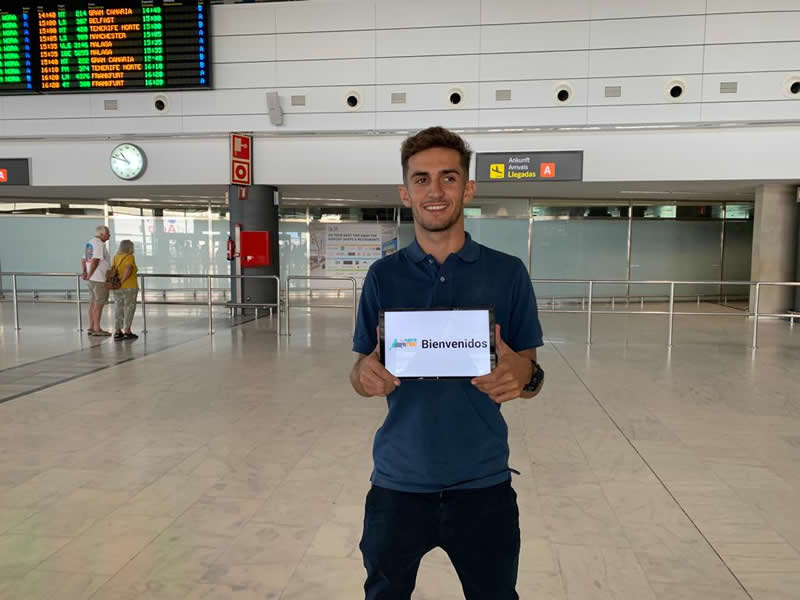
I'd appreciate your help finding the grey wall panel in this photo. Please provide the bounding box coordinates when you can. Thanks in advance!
[477,106,588,128]
[589,46,704,77]
[276,59,375,87]
[482,22,590,53]
[702,72,800,102]
[588,103,702,124]
[279,112,377,132]
[376,0,480,28]
[275,1,375,33]
[211,3,275,36]
[375,83,478,111]
[704,42,800,73]
[591,0,705,19]
[706,12,800,44]
[701,101,800,122]
[376,27,480,57]
[3,95,91,119]
[88,94,183,118]
[2,117,184,137]
[481,0,590,25]
[182,89,270,116]
[377,56,479,85]
[279,86,376,113]
[590,16,705,49]
[277,31,375,61]
[707,0,800,13]
[376,109,479,131]
[181,114,274,134]
[587,75,702,105]
[214,63,277,90]
[480,51,589,81]
[213,35,275,63]
[479,80,589,109]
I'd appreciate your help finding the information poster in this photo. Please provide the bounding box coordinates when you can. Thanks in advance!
[309,223,398,288]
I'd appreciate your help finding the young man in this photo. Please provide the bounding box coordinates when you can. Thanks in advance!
[82,225,112,336]
[351,126,544,599]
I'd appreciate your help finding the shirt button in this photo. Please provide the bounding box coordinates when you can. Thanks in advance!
[440,276,446,282]
[428,259,433,264]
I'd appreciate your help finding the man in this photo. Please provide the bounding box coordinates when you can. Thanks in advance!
[351,126,544,599]
[82,225,112,336]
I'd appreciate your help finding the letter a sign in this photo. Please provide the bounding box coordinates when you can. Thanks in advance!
[231,133,253,186]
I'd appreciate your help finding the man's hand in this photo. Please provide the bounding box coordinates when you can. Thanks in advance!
[351,329,401,397]
[471,325,533,404]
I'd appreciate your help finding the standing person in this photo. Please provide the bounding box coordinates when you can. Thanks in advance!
[82,225,112,336]
[112,239,139,341]
[351,127,545,600]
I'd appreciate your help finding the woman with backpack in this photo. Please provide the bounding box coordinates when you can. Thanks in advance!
[112,240,140,341]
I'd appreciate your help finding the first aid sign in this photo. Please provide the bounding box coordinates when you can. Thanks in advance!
[231,133,253,186]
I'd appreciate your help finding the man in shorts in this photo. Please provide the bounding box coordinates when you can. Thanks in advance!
[82,225,112,336]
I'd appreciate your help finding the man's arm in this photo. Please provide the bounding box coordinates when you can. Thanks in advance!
[471,325,542,403]
[86,258,100,279]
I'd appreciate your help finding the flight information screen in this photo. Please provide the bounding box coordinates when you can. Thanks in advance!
[1,0,210,93]
[0,6,35,92]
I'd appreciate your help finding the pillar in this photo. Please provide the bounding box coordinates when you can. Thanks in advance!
[749,184,798,315]
[228,185,280,305]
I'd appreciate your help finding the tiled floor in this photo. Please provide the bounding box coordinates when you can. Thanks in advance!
[0,303,798,599]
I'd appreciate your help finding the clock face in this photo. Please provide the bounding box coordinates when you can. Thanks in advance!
[110,143,146,180]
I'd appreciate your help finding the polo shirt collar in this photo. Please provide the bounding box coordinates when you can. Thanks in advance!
[406,232,480,264]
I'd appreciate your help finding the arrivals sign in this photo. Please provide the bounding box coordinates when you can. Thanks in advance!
[476,151,583,182]
[0,158,30,184]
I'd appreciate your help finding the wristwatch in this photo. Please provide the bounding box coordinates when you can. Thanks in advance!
[523,360,544,392]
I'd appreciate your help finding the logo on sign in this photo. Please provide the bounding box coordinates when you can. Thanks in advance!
[232,160,250,186]
[0,169,7,183]
[489,164,505,179]
[390,338,417,349]
[540,163,556,178]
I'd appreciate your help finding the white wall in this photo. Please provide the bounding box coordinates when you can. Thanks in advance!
[1,0,800,187]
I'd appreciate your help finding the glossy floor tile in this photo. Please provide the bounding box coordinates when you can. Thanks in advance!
[0,304,797,599]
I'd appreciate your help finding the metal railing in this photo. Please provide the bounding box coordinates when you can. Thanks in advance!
[284,275,358,336]
[0,271,281,339]
[531,278,800,348]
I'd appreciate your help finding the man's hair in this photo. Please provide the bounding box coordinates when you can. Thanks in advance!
[401,126,472,181]
[95,225,109,237]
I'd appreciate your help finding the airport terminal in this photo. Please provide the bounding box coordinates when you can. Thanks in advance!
[0,0,799,598]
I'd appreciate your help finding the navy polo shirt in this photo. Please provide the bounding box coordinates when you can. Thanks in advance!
[353,233,543,493]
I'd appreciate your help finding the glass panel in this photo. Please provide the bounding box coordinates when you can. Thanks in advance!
[0,215,104,291]
[465,218,529,266]
[531,220,628,299]
[398,223,415,249]
[630,220,722,298]
[278,220,309,282]
[722,221,753,300]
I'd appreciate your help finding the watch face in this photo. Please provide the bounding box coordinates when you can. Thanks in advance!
[110,143,146,180]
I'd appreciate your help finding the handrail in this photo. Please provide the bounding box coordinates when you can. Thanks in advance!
[0,271,281,339]
[529,278,800,348]
[285,275,358,336]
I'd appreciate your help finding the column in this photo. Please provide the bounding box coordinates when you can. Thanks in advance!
[228,185,280,305]
[749,184,799,315]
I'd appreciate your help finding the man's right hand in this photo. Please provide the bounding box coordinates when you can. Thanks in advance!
[352,339,401,397]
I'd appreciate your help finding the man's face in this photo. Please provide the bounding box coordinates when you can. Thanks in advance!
[100,228,110,242]
[399,147,475,234]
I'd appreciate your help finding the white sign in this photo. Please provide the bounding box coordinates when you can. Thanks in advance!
[310,223,398,287]
[384,309,491,378]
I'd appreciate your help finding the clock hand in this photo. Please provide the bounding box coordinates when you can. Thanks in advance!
[112,153,130,164]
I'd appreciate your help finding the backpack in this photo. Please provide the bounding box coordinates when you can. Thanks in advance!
[105,265,122,290]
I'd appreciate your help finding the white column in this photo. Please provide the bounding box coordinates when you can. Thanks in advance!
[750,185,799,314]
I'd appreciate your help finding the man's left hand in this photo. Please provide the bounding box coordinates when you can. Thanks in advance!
[471,324,532,404]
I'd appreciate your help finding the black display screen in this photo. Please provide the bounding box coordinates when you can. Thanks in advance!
[0,6,35,92]
[1,0,210,94]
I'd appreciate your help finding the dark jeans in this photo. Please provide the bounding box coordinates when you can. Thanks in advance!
[359,480,520,600]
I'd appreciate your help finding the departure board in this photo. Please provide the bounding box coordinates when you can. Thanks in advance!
[0,7,35,92]
[0,0,210,93]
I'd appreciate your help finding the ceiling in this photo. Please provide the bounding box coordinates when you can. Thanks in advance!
[0,179,795,208]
